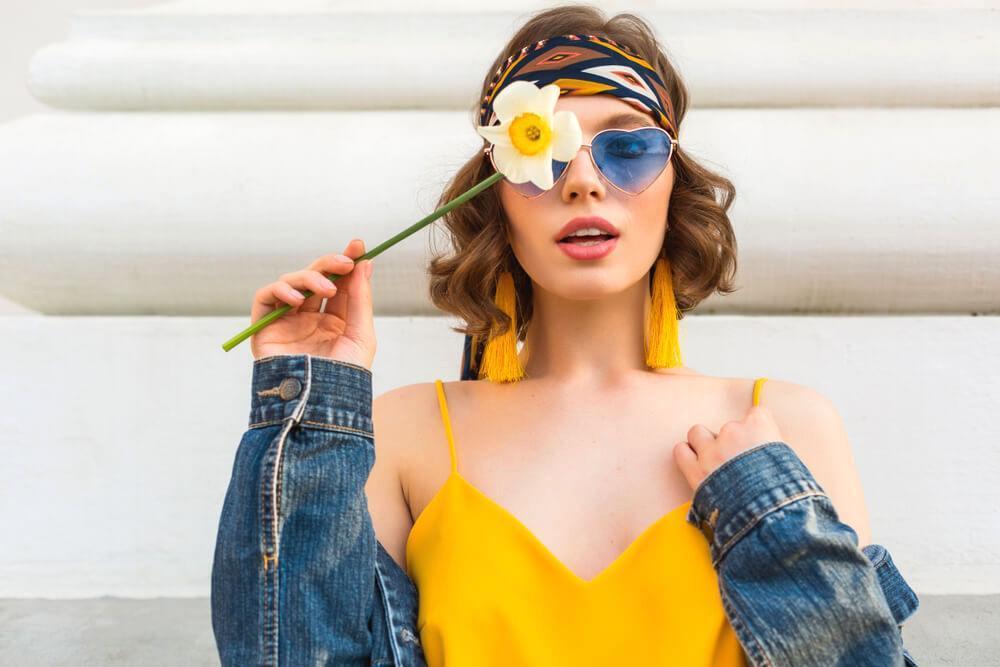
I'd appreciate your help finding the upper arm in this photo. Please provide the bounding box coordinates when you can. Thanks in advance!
[367,386,417,573]
[762,379,874,548]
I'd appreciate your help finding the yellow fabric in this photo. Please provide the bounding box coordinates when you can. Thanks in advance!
[405,377,769,666]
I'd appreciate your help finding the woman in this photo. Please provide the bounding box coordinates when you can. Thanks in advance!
[211,7,919,666]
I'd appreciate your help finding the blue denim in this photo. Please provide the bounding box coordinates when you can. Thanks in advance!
[212,354,921,666]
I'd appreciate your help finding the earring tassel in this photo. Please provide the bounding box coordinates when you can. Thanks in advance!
[646,256,684,369]
[479,271,526,383]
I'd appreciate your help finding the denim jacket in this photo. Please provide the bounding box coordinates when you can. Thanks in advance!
[211,354,921,666]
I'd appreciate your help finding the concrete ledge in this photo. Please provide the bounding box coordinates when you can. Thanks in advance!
[0,595,995,665]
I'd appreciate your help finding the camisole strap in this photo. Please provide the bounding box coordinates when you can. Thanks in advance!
[434,379,459,473]
[752,377,768,407]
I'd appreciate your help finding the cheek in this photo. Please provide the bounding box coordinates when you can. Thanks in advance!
[501,187,552,252]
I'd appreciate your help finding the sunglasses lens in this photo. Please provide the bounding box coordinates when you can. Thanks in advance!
[592,128,673,194]
[491,152,569,198]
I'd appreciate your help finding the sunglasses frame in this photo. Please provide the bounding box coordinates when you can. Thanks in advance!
[483,126,679,199]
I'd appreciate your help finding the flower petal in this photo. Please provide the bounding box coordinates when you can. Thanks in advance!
[476,123,513,147]
[526,147,555,190]
[492,81,542,124]
[533,83,562,117]
[491,142,527,182]
[550,110,583,162]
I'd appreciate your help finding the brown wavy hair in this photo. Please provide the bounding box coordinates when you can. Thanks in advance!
[427,5,738,343]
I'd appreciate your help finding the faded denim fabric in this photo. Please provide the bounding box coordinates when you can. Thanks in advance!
[212,354,920,667]
[685,441,920,666]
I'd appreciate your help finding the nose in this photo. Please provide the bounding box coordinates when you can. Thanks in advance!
[559,144,606,202]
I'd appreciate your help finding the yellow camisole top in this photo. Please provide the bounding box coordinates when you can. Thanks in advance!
[405,377,769,666]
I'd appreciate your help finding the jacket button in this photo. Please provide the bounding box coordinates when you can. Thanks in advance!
[278,377,302,400]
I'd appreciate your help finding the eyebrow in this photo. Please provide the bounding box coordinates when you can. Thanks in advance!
[597,111,656,129]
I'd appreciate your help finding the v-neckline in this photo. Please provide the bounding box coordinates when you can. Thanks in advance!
[406,469,694,588]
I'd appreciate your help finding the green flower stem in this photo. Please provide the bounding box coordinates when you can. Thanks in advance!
[221,170,504,352]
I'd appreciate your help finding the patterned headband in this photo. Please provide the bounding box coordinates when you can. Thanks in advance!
[478,33,678,140]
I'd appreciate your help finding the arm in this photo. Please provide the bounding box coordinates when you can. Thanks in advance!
[686,441,920,666]
[210,353,378,666]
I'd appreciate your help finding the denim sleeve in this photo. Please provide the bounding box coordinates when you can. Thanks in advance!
[211,353,377,666]
[686,441,920,667]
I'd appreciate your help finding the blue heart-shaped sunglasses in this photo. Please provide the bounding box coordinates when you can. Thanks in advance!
[484,126,678,198]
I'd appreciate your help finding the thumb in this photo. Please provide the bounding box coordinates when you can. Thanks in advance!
[672,441,703,492]
[343,258,375,345]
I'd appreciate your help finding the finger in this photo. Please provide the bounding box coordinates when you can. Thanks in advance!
[323,238,366,319]
[306,251,358,286]
[252,281,306,323]
[341,245,375,345]
[302,270,340,313]
[672,441,702,488]
[278,269,339,313]
[686,424,716,454]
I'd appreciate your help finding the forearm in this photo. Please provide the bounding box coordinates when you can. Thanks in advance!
[211,354,377,666]
[687,441,909,666]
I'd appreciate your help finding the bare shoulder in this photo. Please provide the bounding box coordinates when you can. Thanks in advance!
[372,380,446,472]
[751,377,845,456]
[751,377,874,547]
[369,380,445,571]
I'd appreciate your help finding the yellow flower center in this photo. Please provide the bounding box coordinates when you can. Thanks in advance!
[507,112,552,156]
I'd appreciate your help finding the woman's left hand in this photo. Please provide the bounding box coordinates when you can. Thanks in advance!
[673,405,785,493]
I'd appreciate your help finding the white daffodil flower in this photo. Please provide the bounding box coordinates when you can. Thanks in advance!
[476,81,583,191]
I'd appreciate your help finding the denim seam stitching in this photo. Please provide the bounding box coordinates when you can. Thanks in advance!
[254,354,372,376]
[248,421,372,436]
[374,558,404,665]
[261,416,297,666]
[720,584,772,667]
[267,356,312,665]
[249,419,285,429]
[299,421,374,436]
[712,489,828,568]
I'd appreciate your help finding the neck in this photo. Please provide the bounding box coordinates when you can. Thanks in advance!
[519,271,652,386]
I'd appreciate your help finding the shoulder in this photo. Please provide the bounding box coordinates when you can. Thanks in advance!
[372,379,461,487]
[750,376,847,464]
[754,377,874,547]
[754,377,840,425]
[372,380,443,455]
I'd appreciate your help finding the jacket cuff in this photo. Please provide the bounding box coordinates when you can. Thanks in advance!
[248,353,373,433]
[685,441,828,565]
[862,543,921,626]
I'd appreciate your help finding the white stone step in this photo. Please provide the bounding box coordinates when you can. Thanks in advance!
[27,6,1000,109]
[1,108,996,315]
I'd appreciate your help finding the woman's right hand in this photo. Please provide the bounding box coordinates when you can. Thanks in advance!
[250,238,377,369]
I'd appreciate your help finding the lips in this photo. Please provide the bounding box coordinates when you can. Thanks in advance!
[554,215,620,243]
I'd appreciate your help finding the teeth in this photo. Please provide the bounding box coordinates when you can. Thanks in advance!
[567,227,608,237]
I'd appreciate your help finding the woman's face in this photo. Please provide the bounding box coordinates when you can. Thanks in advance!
[498,94,675,300]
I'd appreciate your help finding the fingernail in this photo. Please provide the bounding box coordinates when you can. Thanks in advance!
[335,254,353,263]
[365,261,374,278]
[291,289,305,299]
[320,277,335,289]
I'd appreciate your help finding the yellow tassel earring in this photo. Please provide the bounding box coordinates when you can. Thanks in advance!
[478,270,526,383]
[645,255,684,369]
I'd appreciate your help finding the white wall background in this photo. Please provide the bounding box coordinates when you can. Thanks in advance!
[1,0,998,608]
[0,0,163,315]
